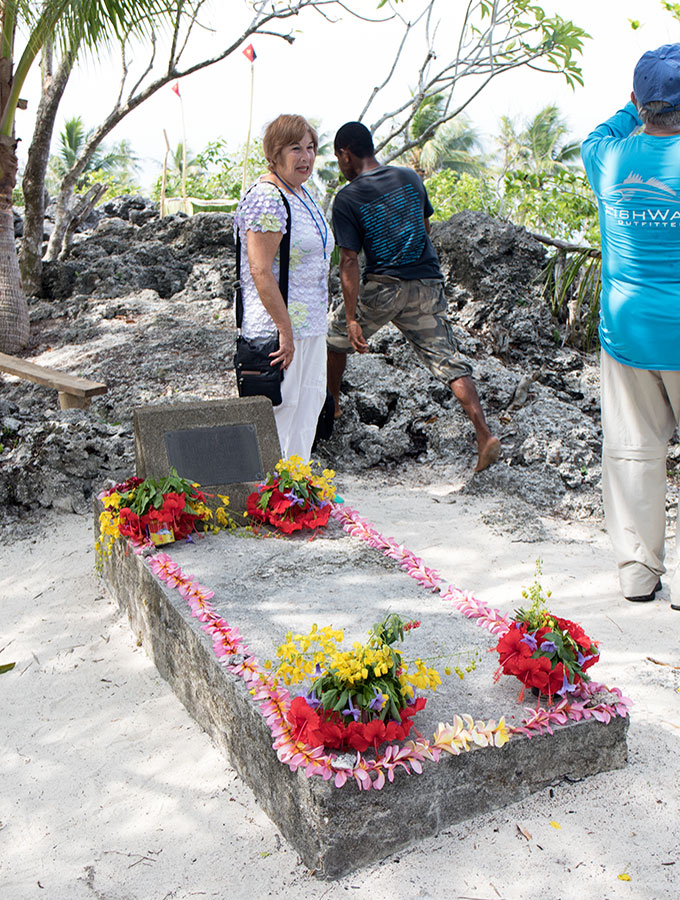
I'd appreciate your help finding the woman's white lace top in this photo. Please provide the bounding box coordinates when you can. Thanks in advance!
[234,181,334,339]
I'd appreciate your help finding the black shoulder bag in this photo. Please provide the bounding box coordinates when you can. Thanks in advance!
[233,185,291,407]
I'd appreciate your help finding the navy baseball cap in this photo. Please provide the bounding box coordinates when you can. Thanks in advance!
[633,43,680,110]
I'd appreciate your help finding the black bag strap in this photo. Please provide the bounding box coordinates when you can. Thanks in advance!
[235,182,291,330]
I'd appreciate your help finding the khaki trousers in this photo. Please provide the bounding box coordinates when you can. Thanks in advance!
[601,350,680,599]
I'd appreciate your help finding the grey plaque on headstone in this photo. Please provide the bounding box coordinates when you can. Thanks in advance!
[134,398,280,511]
[164,424,263,485]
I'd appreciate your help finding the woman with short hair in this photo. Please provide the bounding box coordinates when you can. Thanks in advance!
[234,114,333,461]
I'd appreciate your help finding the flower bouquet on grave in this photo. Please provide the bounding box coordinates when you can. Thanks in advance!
[494,561,600,703]
[273,614,441,753]
[96,468,234,561]
[245,456,336,535]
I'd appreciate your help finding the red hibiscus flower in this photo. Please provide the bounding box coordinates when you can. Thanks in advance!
[286,697,427,753]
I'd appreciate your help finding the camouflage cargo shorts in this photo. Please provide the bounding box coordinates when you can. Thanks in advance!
[327,274,472,384]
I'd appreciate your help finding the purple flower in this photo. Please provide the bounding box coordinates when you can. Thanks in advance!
[342,695,361,721]
[303,689,322,710]
[577,651,595,668]
[368,688,384,712]
[557,672,578,698]
[540,640,557,654]
[521,632,538,651]
[283,489,304,507]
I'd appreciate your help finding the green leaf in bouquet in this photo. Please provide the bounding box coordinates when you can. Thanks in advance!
[321,688,338,709]
[257,489,274,511]
[335,689,349,712]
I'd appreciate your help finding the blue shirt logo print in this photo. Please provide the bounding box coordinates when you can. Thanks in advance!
[359,184,426,267]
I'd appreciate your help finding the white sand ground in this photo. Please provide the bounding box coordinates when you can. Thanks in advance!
[1,472,679,900]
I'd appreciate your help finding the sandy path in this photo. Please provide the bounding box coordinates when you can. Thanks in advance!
[1,475,678,900]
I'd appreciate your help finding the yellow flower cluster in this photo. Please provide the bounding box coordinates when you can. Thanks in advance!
[444,651,480,679]
[191,495,237,535]
[272,620,445,703]
[101,491,123,510]
[95,488,134,567]
[275,624,344,686]
[95,507,122,566]
[275,456,337,501]
[274,624,399,690]
[327,643,394,686]
[399,659,442,697]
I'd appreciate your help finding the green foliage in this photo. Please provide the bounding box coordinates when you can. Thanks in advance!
[514,559,552,630]
[397,95,484,178]
[77,166,142,200]
[662,1,680,22]
[0,425,20,454]
[1,0,176,140]
[12,186,24,207]
[123,468,197,516]
[47,117,141,197]
[498,105,581,175]
[502,168,599,243]
[425,170,501,221]
[476,1,588,89]
[152,138,268,202]
[542,248,602,351]
[424,105,597,243]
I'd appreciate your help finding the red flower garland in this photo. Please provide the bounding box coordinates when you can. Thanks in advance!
[495,617,599,699]
[246,486,331,534]
[117,490,208,544]
[287,696,427,753]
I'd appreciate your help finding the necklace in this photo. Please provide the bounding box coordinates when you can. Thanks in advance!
[272,173,329,258]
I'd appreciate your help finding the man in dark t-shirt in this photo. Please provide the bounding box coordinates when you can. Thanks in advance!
[327,121,500,472]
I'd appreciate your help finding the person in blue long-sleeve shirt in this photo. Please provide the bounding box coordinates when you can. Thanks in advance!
[582,44,680,608]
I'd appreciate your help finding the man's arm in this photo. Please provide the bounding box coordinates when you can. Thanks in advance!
[338,247,369,353]
[581,101,643,189]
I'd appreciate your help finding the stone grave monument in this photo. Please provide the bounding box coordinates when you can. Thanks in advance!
[133,397,280,510]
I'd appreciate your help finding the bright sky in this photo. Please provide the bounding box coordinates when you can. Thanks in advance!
[15,0,680,188]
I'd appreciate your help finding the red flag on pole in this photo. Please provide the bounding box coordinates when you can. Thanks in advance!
[171,82,180,97]
[242,44,256,62]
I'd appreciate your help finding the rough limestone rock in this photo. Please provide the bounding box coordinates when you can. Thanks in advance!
[431,210,556,364]
[41,206,235,302]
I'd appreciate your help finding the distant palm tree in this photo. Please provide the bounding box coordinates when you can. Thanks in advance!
[400,95,483,178]
[498,105,581,175]
[167,141,205,180]
[47,116,140,191]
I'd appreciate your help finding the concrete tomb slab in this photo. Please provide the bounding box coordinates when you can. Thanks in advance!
[133,398,280,511]
[100,515,629,879]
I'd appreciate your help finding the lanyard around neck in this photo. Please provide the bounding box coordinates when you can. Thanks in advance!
[273,173,328,258]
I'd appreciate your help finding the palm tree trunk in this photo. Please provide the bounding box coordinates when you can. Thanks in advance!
[0,133,29,353]
[20,46,76,296]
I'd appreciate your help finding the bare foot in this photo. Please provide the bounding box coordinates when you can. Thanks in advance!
[332,397,342,419]
[474,436,501,473]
